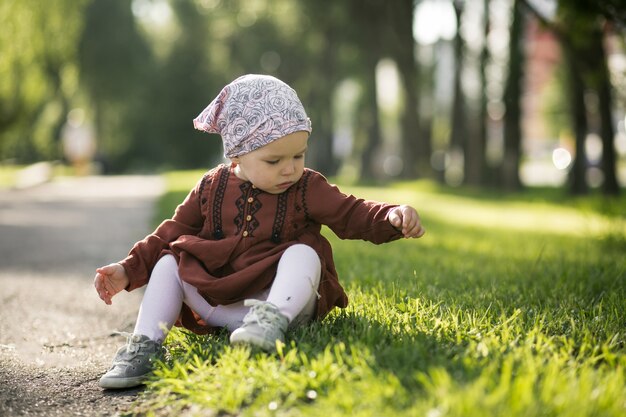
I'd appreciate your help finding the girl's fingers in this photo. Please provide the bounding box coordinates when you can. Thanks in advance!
[104,280,118,297]
[94,273,113,304]
[96,263,115,275]
[402,208,425,238]
[412,225,426,238]
[403,218,425,238]
[402,212,415,231]
[389,211,402,228]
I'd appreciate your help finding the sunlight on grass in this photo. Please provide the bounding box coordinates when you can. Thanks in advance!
[131,171,626,417]
[152,170,207,225]
[345,181,622,237]
[163,170,208,192]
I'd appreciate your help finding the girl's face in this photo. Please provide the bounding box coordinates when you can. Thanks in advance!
[231,131,308,194]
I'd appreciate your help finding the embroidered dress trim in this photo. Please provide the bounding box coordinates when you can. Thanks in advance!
[212,166,230,239]
[271,192,289,244]
[198,173,211,207]
[299,170,312,223]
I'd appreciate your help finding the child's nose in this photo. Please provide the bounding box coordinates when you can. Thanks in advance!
[281,161,295,175]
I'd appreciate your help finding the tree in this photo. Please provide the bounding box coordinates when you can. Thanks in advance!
[0,0,89,162]
[345,0,386,180]
[78,0,154,171]
[501,0,525,191]
[387,0,426,179]
[358,53,384,181]
[449,0,468,181]
[562,40,589,194]
[130,0,220,170]
[587,25,620,195]
[466,0,490,186]
[296,1,346,175]
[521,0,622,195]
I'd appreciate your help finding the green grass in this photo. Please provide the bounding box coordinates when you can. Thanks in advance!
[130,171,626,417]
[0,164,24,188]
[151,169,207,226]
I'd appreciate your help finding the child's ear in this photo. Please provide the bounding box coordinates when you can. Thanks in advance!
[229,157,240,166]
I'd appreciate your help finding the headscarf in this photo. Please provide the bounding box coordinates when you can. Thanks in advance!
[193,74,312,158]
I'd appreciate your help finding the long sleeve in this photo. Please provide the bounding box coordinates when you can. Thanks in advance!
[304,171,402,244]
[119,177,206,291]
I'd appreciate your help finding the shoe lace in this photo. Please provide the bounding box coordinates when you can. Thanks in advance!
[243,300,285,331]
[111,331,154,367]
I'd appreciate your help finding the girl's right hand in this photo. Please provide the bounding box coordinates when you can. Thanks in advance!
[94,263,130,305]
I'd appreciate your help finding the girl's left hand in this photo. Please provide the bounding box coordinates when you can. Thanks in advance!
[388,205,426,238]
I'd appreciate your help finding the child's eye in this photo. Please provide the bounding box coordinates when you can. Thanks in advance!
[265,160,279,165]
[295,154,304,159]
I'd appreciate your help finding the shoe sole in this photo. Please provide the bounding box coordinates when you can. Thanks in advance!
[230,330,277,352]
[98,374,149,389]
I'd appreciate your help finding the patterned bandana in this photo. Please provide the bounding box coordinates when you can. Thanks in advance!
[193,74,312,158]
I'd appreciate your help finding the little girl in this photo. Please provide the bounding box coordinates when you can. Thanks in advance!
[94,74,425,389]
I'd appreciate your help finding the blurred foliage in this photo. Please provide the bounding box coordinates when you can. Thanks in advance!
[78,0,156,171]
[0,0,88,162]
[0,0,624,191]
[0,0,434,173]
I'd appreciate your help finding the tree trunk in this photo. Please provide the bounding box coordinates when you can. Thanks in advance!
[519,0,619,195]
[359,53,383,181]
[351,0,386,181]
[308,99,337,176]
[562,40,588,195]
[501,0,524,191]
[390,0,423,179]
[0,64,23,133]
[301,0,340,176]
[589,27,620,195]
[307,52,339,176]
[450,1,466,162]
[466,0,490,186]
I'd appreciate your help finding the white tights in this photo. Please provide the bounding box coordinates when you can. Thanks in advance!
[133,244,322,342]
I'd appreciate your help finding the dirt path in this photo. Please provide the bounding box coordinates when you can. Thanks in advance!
[0,175,164,416]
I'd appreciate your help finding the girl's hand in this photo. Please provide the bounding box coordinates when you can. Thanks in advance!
[94,263,130,305]
[388,205,426,239]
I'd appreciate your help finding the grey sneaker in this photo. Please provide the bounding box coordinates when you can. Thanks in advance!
[99,333,162,389]
[229,300,289,352]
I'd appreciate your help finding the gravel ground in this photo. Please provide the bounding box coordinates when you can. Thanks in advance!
[0,175,164,416]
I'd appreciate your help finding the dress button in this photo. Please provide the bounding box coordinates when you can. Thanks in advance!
[243,230,249,237]
[247,197,254,203]
[246,215,252,221]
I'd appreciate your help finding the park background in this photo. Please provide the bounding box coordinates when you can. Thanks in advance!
[1,0,625,195]
[1,1,626,416]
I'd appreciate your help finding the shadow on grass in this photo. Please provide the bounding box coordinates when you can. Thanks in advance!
[290,312,483,391]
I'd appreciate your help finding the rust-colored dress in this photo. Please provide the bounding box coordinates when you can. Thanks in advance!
[119,164,402,333]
